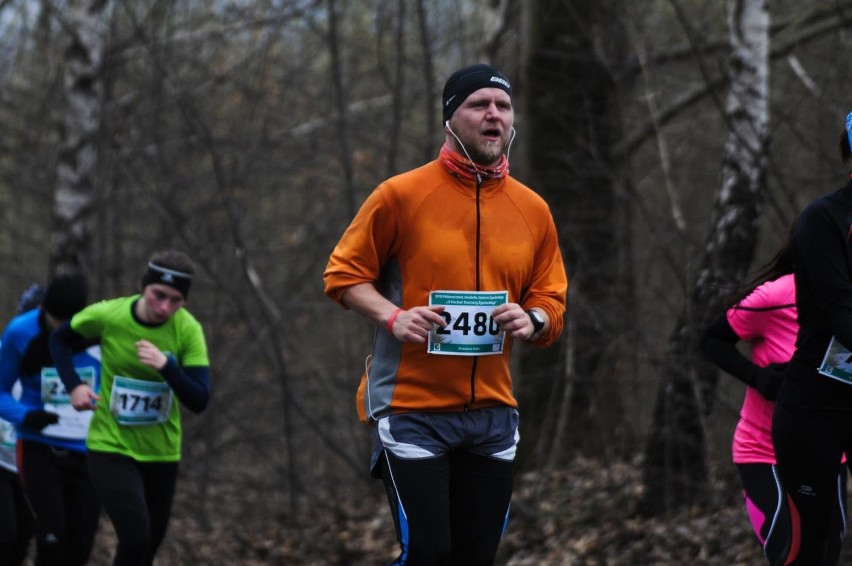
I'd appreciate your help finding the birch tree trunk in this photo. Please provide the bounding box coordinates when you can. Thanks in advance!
[51,0,108,275]
[640,0,770,515]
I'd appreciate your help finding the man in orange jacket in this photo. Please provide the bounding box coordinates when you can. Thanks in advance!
[324,63,567,565]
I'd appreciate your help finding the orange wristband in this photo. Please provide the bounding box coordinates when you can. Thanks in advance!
[386,308,403,334]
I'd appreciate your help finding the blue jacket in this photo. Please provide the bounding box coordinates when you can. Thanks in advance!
[0,309,100,451]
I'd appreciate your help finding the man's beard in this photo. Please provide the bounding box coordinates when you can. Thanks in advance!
[467,138,506,166]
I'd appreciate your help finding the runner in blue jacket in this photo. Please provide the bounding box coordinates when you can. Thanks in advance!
[0,274,101,566]
[0,284,44,565]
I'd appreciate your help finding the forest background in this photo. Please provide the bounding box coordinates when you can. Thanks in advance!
[3,0,852,564]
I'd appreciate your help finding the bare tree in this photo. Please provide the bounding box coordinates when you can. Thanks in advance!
[326,0,358,220]
[522,0,632,466]
[415,0,437,163]
[51,0,108,275]
[640,0,770,515]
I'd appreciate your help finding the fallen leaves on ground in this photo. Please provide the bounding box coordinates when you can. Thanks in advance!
[76,455,852,565]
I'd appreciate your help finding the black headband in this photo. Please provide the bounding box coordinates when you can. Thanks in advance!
[141,262,192,299]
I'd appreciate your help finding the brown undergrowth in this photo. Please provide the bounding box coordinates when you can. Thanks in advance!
[62,456,852,565]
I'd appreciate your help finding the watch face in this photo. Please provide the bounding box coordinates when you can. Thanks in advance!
[528,310,544,331]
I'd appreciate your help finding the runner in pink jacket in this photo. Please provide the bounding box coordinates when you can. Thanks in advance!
[701,247,847,565]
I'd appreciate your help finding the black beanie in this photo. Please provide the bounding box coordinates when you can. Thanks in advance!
[42,273,88,320]
[442,64,512,124]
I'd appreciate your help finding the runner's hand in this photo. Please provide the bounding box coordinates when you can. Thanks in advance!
[70,383,99,411]
[390,306,446,343]
[491,303,536,340]
[135,339,168,370]
[754,363,786,400]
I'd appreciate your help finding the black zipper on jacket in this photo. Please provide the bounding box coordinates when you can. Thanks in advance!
[468,175,483,408]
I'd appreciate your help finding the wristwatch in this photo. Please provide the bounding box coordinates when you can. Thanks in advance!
[526,310,545,334]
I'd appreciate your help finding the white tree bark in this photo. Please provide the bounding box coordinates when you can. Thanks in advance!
[641,0,770,515]
[718,0,769,220]
[51,0,108,274]
[695,0,770,408]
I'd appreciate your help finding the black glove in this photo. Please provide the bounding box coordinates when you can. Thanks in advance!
[752,362,787,401]
[22,409,59,431]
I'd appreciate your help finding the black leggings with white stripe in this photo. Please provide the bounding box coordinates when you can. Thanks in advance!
[379,449,513,566]
[739,462,846,565]
[772,402,852,566]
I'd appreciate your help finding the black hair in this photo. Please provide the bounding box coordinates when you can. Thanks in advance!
[148,249,195,275]
[745,236,794,290]
[16,283,44,314]
[841,129,851,165]
[727,221,796,307]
